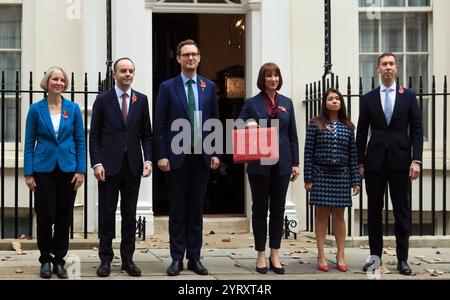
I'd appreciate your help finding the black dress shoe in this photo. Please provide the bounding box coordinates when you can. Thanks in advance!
[269,258,285,275]
[121,262,142,277]
[188,259,208,275]
[397,260,412,275]
[362,259,381,272]
[40,262,52,279]
[167,260,183,276]
[96,262,111,277]
[53,264,68,279]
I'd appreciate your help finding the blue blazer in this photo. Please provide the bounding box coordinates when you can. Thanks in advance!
[24,97,86,176]
[238,92,299,176]
[89,89,153,177]
[356,86,423,171]
[154,74,219,170]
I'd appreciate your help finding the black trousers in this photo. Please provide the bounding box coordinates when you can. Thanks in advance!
[98,155,141,264]
[34,165,76,265]
[248,165,290,251]
[168,155,209,261]
[366,163,411,261]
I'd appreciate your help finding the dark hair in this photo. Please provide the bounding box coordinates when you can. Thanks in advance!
[377,52,397,65]
[176,39,200,56]
[256,62,283,91]
[313,88,355,131]
[113,57,135,72]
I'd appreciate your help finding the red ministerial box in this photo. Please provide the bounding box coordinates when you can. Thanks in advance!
[232,127,279,163]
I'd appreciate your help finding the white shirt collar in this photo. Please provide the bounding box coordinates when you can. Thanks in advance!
[114,85,132,98]
[380,82,396,92]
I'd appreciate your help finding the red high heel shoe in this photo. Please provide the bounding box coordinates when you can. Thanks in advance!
[336,256,348,272]
[317,258,329,272]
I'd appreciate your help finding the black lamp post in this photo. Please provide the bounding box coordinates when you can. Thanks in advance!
[322,0,333,91]
[103,0,113,90]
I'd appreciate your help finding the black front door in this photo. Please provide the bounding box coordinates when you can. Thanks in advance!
[152,13,245,216]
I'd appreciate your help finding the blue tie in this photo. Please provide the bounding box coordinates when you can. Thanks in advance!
[383,88,394,124]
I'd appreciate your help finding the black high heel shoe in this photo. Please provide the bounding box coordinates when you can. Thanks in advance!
[256,259,268,274]
[269,257,285,274]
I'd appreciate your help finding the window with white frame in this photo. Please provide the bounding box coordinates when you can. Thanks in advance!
[359,0,431,139]
[0,5,21,142]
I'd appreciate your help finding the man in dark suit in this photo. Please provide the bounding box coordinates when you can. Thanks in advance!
[89,57,153,277]
[356,52,423,276]
[155,39,220,276]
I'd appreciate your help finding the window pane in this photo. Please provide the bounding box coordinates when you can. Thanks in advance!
[408,0,430,6]
[0,52,21,92]
[381,13,403,52]
[0,5,21,49]
[359,13,379,52]
[359,55,379,93]
[395,54,404,85]
[384,0,405,6]
[198,0,227,3]
[359,0,381,7]
[406,54,428,93]
[406,13,428,52]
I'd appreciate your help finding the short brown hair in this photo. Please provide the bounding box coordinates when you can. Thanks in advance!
[176,39,200,56]
[40,66,69,92]
[113,57,135,72]
[377,52,397,65]
[256,62,283,91]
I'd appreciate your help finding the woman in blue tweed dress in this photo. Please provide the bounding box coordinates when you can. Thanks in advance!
[303,88,360,272]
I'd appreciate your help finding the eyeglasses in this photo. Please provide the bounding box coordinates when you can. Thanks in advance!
[180,52,199,59]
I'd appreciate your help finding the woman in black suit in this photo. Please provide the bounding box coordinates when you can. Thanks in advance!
[238,62,299,274]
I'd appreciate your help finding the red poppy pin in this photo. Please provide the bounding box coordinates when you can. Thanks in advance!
[131,94,138,103]
[63,110,68,119]
[399,86,405,94]
[278,105,287,113]
[200,80,206,91]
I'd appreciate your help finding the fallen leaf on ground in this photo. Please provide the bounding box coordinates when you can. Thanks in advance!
[15,269,23,274]
[295,248,309,253]
[221,238,231,243]
[206,249,213,252]
[435,251,441,255]
[387,260,396,265]
[114,256,120,260]
[112,263,121,267]
[88,254,97,258]
[20,234,26,239]
[291,255,301,259]
[289,243,296,246]
[234,262,242,268]
[92,247,98,251]
[209,230,215,235]
[204,242,209,246]
[140,249,149,253]
[379,266,391,274]
[231,252,241,256]
[360,244,370,249]
[416,255,425,259]
[11,240,26,255]
[330,249,338,254]
[383,248,396,256]
[410,261,422,266]
[248,245,254,248]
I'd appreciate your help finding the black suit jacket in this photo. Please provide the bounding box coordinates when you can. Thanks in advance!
[356,86,423,171]
[89,88,153,177]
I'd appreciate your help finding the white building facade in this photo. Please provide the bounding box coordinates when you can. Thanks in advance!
[1,0,449,236]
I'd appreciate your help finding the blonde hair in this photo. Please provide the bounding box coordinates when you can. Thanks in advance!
[40,66,69,92]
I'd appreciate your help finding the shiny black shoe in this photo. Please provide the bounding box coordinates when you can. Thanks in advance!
[255,264,268,274]
[96,261,111,277]
[40,262,52,279]
[362,258,381,272]
[121,262,142,277]
[397,260,412,276]
[53,264,68,279]
[269,258,285,275]
[188,259,208,275]
[167,260,183,276]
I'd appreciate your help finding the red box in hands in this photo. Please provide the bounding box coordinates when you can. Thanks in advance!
[232,127,279,163]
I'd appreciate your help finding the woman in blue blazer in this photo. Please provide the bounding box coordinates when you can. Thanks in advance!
[238,63,300,274]
[24,67,86,279]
